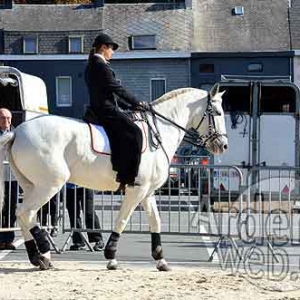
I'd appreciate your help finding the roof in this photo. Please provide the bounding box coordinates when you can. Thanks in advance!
[0,4,103,31]
[192,0,291,52]
[103,3,193,52]
[0,1,293,53]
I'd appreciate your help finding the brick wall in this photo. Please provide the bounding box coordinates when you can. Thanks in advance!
[4,30,99,54]
[290,1,300,49]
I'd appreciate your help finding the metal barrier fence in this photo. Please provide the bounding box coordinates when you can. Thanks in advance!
[0,162,21,233]
[1,162,300,260]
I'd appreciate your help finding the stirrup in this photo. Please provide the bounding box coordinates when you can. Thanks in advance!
[116,182,126,193]
[127,182,141,187]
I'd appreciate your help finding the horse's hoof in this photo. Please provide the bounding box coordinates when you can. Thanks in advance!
[30,256,41,267]
[38,255,53,270]
[157,264,171,271]
[107,259,118,270]
[156,259,171,272]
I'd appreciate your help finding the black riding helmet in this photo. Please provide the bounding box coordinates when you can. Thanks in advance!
[92,33,119,50]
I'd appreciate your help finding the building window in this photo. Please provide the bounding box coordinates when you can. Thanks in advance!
[68,36,83,54]
[247,63,263,73]
[151,78,166,101]
[199,64,214,74]
[56,77,72,107]
[23,36,38,54]
[130,35,156,50]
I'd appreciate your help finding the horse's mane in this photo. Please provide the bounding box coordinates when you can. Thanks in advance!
[152,88,196,105]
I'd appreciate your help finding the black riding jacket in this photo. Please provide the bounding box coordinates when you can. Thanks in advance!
[85,55,140,116]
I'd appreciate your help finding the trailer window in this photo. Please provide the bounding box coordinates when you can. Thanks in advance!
[0,75,23,126]
[219,86,251,114]
[260,86,296,113]
[0,77,22,111]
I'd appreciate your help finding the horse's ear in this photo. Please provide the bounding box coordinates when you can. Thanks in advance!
[217,90,226,99]
[211,90,225,103]
[212,91,225,115]
[209,83,219,99]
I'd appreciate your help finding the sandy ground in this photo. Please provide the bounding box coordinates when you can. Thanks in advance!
[1,262,300,300]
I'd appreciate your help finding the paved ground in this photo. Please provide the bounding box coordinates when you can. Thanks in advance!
[2,194,300,276]
[0,231,216,266]
[2,230,300,278]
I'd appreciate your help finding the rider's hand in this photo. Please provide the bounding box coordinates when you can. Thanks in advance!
[138,102,151,111]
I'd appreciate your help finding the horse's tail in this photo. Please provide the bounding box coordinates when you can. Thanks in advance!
[0,132,15,212]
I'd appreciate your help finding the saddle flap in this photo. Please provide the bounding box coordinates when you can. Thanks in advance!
[88,124,111,155]
[88,121,147,155]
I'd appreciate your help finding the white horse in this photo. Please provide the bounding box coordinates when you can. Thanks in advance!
[0,87,227,271]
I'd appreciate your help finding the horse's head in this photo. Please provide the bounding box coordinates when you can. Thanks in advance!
[192,89,228,155]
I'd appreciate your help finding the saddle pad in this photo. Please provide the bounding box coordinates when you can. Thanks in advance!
[88,122,147,155]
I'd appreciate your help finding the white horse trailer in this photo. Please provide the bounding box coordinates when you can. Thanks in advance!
[212,76,300,207]
[0,66,48,126]
[0,66,49,183]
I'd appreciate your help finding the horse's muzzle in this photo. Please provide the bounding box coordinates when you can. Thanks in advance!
[209,135,228,155]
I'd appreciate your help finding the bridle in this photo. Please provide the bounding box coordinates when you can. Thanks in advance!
[191,93,228,148]
[144,93,227,149]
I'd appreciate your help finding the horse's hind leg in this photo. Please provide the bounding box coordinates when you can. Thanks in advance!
[17,184,64,270]
[141,195,170,271]
[14,183,39,266]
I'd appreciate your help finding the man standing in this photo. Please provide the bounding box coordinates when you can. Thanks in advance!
[0,108,18,250]
[66,184,104,251]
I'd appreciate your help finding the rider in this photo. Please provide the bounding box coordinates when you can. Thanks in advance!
[84,32,149,191]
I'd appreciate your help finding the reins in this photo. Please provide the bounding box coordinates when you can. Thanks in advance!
[142,93,225,150]
[140,109,170,163]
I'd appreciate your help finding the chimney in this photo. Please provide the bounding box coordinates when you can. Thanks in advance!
[3,0,13,9]
[91,0,104,7]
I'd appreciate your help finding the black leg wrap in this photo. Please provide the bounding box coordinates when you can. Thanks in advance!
[151,233,163,260]
[25,240,40,267]
[30,226,50,254]
[104,232,120,260]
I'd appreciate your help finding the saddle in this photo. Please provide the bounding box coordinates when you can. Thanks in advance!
[83,106,147,155]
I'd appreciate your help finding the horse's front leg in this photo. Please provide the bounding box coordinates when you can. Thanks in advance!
[104,187,147,270]
[141,195,170,271]
[104,190,170,271]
